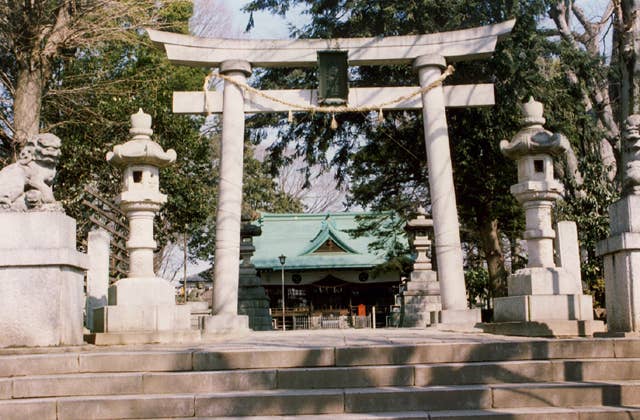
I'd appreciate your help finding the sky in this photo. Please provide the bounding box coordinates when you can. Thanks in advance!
[218,0,305,39]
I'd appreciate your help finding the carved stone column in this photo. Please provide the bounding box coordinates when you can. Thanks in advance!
[597,114,640,334]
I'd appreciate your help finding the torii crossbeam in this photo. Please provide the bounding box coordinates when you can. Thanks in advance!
[148,19,515,329]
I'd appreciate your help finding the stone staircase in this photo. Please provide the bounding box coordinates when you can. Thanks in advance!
[2,338,640,419]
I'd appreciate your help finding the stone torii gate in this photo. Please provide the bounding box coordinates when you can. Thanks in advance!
[148,20,515,329]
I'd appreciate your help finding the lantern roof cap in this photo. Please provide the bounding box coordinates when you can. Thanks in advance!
[406,206,433,230]
[107,109,177,168]
[500,98,569,160]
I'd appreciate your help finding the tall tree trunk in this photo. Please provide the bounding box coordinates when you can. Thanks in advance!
[620,0,640,118]
[10,2,70,149]
[12,65,45,148]
[478,215,508,300]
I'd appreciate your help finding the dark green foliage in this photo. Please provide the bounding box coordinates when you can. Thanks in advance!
[244,0,614,307]
[31,1,302,264]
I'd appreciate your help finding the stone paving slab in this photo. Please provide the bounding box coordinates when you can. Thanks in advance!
[56,394,195,420]
[0,378,11,399]
[0,328,636,355]
[491,380,640,408]
[78,350,193,373]
[277,365,414,389]
[0,398,57,420]
[194,389,344,417]
[344,385,492,413]
[193,347,335,370]
[415,360,560,385]
[142,370,277,393]
[12,372,143,398]
[159,406,640,420]
[0,353,79,377]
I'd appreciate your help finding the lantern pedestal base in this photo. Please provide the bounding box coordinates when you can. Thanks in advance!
[92,303,191,333]
[438,308,482,325]
[401,270,442,327]
[85,329,201,345]
[482,320,605,337]
[202,313,250,335]
[93,276,191,336]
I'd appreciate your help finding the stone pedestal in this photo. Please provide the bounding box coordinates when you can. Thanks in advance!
[202,313,249,335]
[0,212,87,347]
[597,195,640,334]
[93,277,191,333]
[401,271,442,327]
[494,267,594,322]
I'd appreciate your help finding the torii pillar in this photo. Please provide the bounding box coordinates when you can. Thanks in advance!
[206,60,252,332]
[415,55,477,323]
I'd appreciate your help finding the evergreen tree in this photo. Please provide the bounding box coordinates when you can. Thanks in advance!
[244,0,617,307]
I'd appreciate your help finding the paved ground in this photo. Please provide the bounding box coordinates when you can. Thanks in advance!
[0,327,608,356]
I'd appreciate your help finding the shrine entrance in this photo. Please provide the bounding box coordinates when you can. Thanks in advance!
[149,20,515,329]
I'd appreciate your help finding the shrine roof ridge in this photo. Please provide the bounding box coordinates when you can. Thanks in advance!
[147,19,515,68]
[252,211,402,271]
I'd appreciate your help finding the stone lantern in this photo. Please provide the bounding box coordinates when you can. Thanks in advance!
[500,98,566,269]
[237,215,273,331]
[400,206,441,327]
[93,109,192,339]
[491,98,602,336]
[108,109,176,283]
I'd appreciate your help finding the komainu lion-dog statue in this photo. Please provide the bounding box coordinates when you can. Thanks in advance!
[0,133,63,211]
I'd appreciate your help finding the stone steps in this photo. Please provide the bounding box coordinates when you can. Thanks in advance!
[1,338,640,418]
[2,382,640,419]
[1,338,637,376]
[211,406,640,419]
[5,358,640,399]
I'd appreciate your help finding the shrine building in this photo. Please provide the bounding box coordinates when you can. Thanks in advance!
[252,212,402,327]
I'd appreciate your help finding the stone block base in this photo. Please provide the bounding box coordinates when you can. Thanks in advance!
[508,267,582,296]
[401,270,441,328]
[203,313,250,334]
[85,330,201,345]
[238,272,273,331]
[0,267,85,348]
[109,277,175,306]
[597,224,640,333]
[482,320,605,337]
[594,330,640,338]
[0,212,87,348]
[438,308,482,324]
[93,304,191,333]
[494,294,594,322]
[401,311,439,328]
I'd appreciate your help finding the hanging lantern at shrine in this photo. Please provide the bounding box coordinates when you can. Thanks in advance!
[317,50,349,106]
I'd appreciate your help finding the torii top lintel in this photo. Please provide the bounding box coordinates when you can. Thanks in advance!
[146,19,515,68]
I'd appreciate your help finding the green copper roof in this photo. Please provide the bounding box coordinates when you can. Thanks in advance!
[253,212,398,271]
